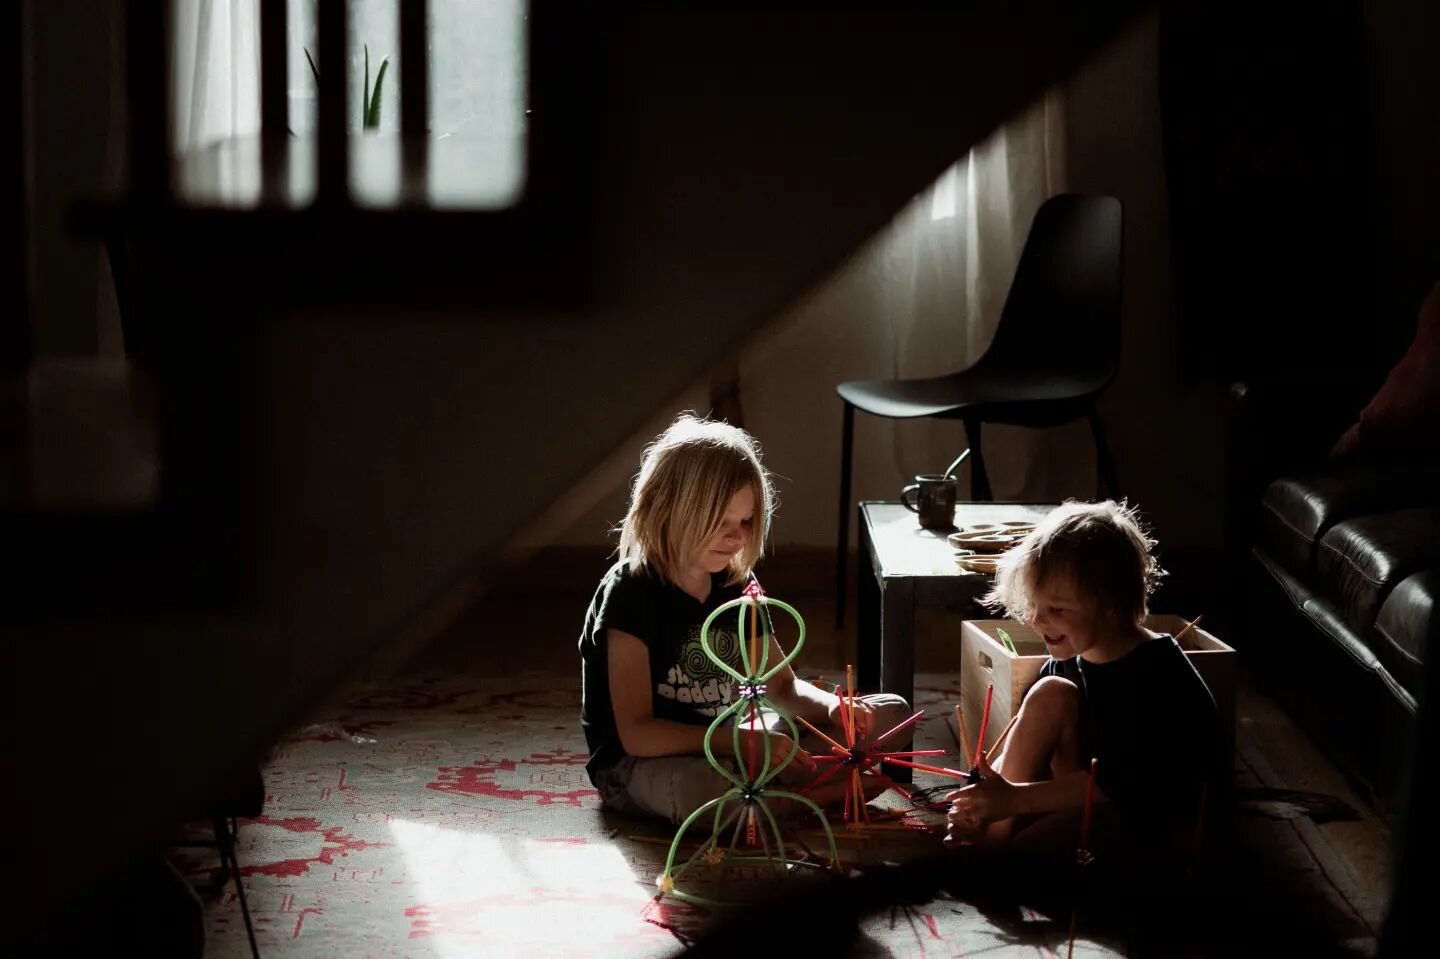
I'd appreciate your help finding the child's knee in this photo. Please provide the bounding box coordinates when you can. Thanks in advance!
[1024,676,1079,722]
[862,693,915,745]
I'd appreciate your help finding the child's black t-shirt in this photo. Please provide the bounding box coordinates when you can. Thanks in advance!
[1037,634,1219,828]
[578,561,753,783]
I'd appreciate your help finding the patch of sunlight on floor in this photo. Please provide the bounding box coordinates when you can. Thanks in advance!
[388,819,659,956]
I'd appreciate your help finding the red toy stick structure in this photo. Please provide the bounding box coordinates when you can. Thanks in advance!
[974,684,994,765]
[1068,757,1100,959]
[883,757,968,779]
[745,599,761,845]
[795,665,933,829]
[1079,757,1098,852]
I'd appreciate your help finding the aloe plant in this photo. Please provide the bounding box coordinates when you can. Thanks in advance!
[303,43,389,131]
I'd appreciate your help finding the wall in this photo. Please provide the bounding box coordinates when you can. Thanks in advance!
[540,13,1227,559]
[1363,0,1440,349]
[1062,14,1227,553]
[538,0,1440,561]
[25,0,122,357]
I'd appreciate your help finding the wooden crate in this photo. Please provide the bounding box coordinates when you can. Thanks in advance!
[958,620,1050,761]
[958,615,1236,765]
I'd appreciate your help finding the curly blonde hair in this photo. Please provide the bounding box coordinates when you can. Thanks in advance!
[983,499,1165,629]
[617,413,775,586]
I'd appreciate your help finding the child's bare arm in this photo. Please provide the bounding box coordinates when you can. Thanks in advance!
[949,753,1104,827]
[759,636,877,739]
[1010,769,1102,817]
[608,629,815,769]
[762,651,831,727]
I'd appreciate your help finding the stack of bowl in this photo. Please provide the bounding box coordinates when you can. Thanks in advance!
[947,521,1036,574]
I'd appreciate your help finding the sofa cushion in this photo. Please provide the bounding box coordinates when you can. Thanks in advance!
[1374,570,1436,697]
[1317,508,1440,635]
[1301,595,1415,711]
[1258,461,1440,579]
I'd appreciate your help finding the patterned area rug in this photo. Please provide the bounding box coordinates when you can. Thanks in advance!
[175,669,1379,958]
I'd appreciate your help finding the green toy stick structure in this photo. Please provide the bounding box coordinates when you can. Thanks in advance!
[655,589,840,908]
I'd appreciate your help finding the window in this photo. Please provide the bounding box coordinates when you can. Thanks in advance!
[173,0,527,208]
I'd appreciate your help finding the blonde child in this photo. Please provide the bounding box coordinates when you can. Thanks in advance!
[579,413,912,824]
[946,500,1219,867]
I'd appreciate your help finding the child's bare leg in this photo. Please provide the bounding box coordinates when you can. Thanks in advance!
[972,676,1080,845]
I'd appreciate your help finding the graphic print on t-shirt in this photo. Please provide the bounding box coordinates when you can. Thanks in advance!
[656,621,745,717]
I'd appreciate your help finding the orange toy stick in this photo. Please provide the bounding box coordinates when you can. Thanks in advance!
[985,714,1021,764]
[868,708,927,750]
[845,664,857,745]
[1172,614,1203,643]
[974,684,994,767]
[795,715,848,755]
[883,757,969,779]
[856,762,912,802]
[954,705,973,768]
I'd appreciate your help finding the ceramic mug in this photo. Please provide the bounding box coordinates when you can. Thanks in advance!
[900,474,957,531]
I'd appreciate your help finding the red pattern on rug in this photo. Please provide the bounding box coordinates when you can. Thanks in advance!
[171,671,1040,958]
[175,670,1377,957]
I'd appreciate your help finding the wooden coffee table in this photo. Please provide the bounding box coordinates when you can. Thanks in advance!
[856,501,1056,714]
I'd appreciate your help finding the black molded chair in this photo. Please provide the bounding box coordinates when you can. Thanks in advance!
[834,193,1124,626]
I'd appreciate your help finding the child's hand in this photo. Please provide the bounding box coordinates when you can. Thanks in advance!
[828,696,876,743]
[944,754,1016,830]
[736,728,816,776]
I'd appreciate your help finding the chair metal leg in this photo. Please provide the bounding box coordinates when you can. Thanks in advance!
[835,402,855,628]
[214,817,261,959]
[1087,406,1122,499]
[962,417,993,501]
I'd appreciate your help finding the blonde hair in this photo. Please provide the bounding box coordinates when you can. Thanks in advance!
[983,500,1165,629]
[617,413,775,585]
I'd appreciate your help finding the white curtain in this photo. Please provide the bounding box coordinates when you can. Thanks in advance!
[840,90,1094,503]
[171,0,261,153]
[741,88,1095,543]
[883,90,1085,501]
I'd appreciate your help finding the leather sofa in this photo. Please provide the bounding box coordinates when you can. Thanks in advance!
[1226,374,1439,812]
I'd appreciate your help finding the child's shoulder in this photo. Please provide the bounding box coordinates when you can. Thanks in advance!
[596,559,666,600]
[1132,633,1216,702]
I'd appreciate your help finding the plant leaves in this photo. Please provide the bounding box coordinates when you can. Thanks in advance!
[368,58,389,129]
[363,44,371,129]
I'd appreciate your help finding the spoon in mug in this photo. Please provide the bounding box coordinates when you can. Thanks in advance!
[943,448,971,480]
